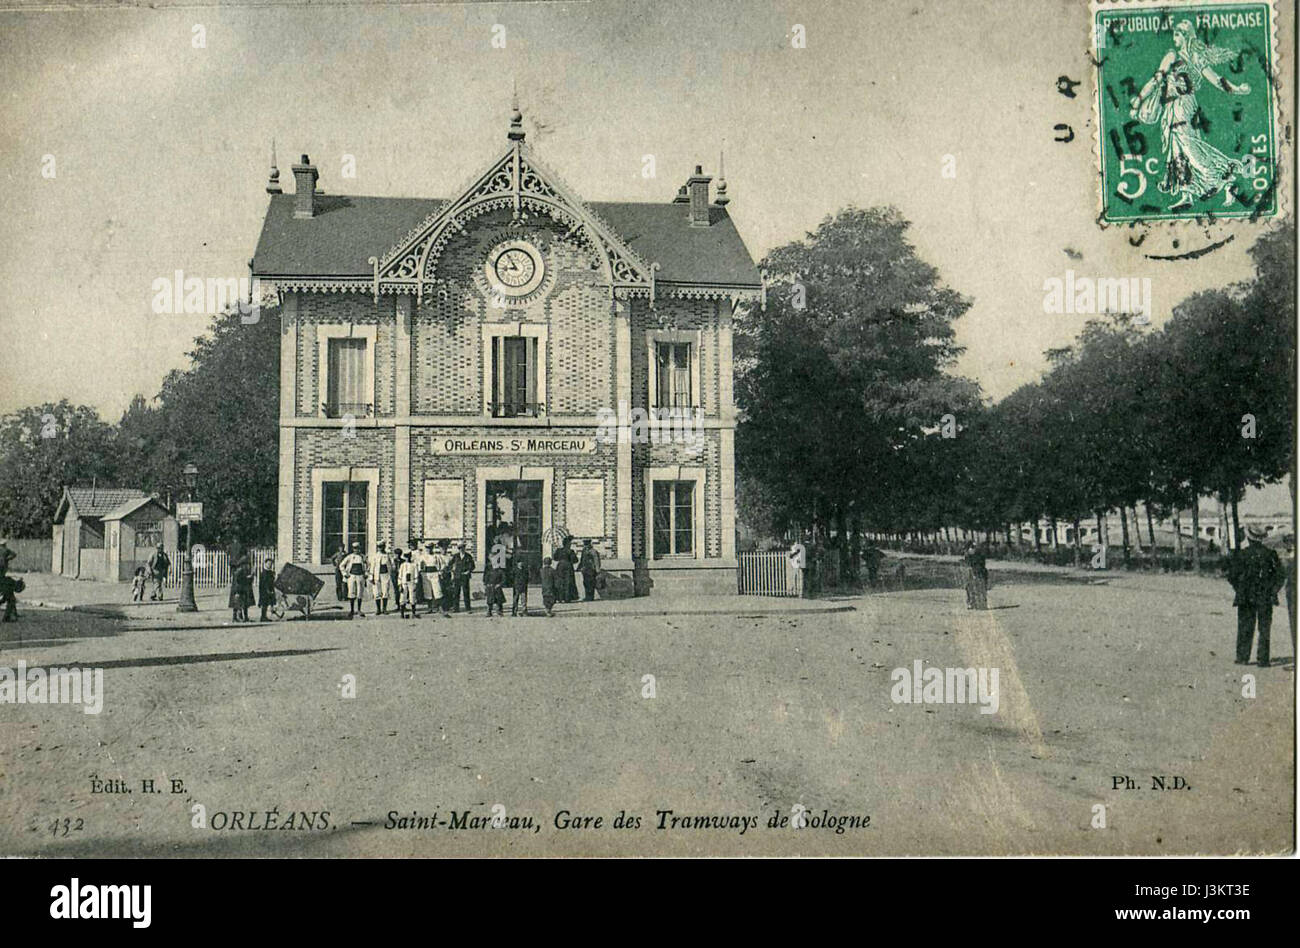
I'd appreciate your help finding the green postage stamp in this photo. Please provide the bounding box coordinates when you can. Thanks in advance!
[1092,0,1280,224]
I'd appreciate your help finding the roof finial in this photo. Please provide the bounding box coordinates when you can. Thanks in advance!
[266,137,282,194]
[508,79,525,141]
[715,148,730,206]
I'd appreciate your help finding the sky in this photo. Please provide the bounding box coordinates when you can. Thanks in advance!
[0,0,1293,513]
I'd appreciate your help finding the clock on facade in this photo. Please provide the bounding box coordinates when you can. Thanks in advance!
[485,239,545,297]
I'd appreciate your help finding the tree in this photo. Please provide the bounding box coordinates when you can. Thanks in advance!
[736,206,979,570]
[0,401,118,537]
[138,306,281,547]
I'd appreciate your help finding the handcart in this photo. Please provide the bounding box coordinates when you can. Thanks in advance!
[272,562,325,619]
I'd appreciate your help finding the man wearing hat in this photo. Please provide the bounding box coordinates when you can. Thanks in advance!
[578,539,602,601]
[339,541,368,618]
[1284,533,1296,654]
[419,541,442,617]
[147,543,170,602]
[451,541,475,613]
[368,540,396,616]
[1225,526,1287,666]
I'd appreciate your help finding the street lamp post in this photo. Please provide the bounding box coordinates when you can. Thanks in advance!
[177,462,199,613]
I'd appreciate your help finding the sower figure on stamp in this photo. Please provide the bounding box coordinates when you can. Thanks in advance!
[1225,526,1287,667]
[1129,19,1252,211]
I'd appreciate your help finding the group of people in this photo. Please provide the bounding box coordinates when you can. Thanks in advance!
[226,556,278,623]
[328,534,604,619]
[331,539,474,619]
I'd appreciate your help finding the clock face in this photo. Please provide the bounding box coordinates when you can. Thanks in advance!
[485,240,545,297]
[494,248,536,287]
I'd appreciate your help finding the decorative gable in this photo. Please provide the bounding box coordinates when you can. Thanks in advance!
[373,133,656,306]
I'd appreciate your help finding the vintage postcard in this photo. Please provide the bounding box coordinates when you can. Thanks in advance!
[0,0,1294,872]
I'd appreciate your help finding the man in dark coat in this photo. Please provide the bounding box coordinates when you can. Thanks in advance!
[147,544,170,601]
[1284,533,1296,655]
[540,556,558,616]
[1225,526,1287,666]
[963,541,989,610]
[578,539,600,601]
[257,561,277,622]
[0,541,20,622]
[511,558,530,616]
[451,542,474,613]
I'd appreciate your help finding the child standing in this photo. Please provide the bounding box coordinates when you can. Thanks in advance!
[257,561,277,622]
[511,559,529,616]
[398,552,418,619]
[131,566,146,603]
[483,564,505,618]
[540,557,557,617]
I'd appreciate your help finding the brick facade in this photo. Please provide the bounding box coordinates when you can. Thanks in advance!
[259,129,755,593]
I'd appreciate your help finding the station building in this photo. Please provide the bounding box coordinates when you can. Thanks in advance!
[251,106,761,593]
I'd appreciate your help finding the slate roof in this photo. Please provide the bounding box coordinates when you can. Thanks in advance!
[101,496,168,522]
[252,194,761,287]
[58,487,150,521]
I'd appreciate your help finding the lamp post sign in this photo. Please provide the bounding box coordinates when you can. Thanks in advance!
[178,463,200,613]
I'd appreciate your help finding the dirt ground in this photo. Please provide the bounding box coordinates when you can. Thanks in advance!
[0,569,1293,857]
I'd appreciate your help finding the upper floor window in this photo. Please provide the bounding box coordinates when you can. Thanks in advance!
[647,331,701,416]
[655,342,692,410]
[483,325,547,418]
[325,337,370,418]
[317,325,376,419]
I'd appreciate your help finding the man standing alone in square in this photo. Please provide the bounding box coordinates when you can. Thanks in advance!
[1226,526,1287,667]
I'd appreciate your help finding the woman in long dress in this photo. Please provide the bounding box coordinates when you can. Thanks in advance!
[962,542,989,611]
[229,556,252,622]
[1129,20,1253,210]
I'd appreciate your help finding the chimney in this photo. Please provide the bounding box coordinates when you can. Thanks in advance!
[292,154,319,219]
[687,165,712,226]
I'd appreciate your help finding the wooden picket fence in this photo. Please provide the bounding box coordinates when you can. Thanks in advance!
[162,548,277,588]
[738,550,796,597]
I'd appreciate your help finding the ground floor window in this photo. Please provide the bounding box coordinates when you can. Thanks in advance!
[322,481,369,561]
[652,480,695,557]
